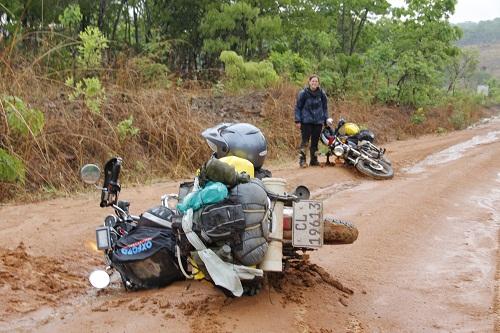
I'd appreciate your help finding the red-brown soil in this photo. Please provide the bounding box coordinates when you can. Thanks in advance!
[0,114,499,332]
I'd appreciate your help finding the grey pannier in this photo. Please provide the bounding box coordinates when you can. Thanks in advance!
[229,179,270,266]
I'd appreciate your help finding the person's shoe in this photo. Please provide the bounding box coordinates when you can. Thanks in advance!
[299,151,307,168]
[309,158,319,166]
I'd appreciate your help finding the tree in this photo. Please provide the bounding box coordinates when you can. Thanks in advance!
[200,1,281,62]
[446,49,478,94]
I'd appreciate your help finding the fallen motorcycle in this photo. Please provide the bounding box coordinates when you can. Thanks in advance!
[320,118,394,180]
[82,123,358,296]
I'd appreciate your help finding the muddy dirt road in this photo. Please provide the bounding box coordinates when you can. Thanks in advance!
[1,116,499,333]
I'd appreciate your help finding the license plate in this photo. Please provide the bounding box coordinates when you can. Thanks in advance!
[292,200,323,248]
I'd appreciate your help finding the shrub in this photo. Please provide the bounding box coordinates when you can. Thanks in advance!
[212,81,225,97]
[219,51,279,91]
[77,26,108,69]
[0,148,25,183]
[117,116,140,141]
[66,76,106,114]
[410,107,426,124]
[3,96,45,137]
[269,51,310,84]
[127,56,170,88]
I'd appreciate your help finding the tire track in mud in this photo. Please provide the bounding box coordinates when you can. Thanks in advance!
[0,243,101,332]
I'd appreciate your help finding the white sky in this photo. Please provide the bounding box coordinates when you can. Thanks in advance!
[389,0,500,23]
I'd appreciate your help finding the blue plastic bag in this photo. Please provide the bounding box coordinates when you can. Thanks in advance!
[177,181,228,213]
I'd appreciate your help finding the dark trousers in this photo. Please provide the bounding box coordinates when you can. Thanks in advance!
[300,123,322,161]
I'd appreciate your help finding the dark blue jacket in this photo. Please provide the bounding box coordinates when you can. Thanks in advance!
[294,87,328,125]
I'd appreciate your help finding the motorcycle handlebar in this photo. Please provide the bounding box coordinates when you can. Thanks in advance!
[100,157,123,207]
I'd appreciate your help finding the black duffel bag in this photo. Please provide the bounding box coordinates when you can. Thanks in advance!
[193,199,246,246]
[111,226,184,289]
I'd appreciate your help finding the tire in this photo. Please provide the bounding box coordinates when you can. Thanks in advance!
[362,147,392,165]
[381,156,392,165]
[355,158,394,180]
[323,215,358,245]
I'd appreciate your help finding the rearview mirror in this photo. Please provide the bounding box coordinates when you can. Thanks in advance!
[80,164,101,185]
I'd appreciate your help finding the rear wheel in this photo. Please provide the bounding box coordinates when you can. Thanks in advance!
[355,158,393,180]
[323,215,358,245]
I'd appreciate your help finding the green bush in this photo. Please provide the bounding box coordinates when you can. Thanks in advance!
[219,51,279,91]
[3,96,45,137]
[77,26,108,69]
[410,107,426,124]
[269,51,310,84]
[0,148,25,183]
[59,4,82,31]
[212,81,225,97]
[117,116,140,141]
[444,92,477,129]
[128,56,170,88]
[66,76,106,114]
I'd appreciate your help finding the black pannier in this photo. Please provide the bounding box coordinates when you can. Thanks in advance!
[193,200,246,244]
[111,226,184,289]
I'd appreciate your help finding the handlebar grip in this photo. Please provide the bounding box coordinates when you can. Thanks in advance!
[110,158,122,185]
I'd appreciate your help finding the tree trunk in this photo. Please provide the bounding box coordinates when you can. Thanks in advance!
[340,3,347,54]
[349,9,368,55]
[133,5,139,51]
[98,0,107,33]
[111,0,127,42]
[144,0,152,43]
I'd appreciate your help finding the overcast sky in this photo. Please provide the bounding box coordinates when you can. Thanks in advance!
[389,0,500,23]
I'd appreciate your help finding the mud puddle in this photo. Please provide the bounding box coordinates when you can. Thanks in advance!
[404,130,500,174]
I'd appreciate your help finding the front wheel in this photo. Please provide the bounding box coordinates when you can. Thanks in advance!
[355,158,394,180]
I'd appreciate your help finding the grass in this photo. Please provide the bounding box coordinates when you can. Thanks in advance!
[0,62,488,203]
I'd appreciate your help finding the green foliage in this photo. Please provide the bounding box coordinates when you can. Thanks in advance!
[486,78,500,103]
[443,92,479,129]
[269,51,310,84]
[66,77,106,114]
[1,0,489,111]
[436,127,447,135]
[77,26,108,69]
[201,2,281,59]
[212,81,226,97]
[117,116,140,141]
[219,51,278,90]
[128,57,170,88]
[3,96,45,137]
[410,108,427,124]
[0,148,25,183]
[143,32,172,64]
[446,48,479,94]
[58,4,82,32]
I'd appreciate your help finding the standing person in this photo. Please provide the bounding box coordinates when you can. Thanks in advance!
[294,74,329,167]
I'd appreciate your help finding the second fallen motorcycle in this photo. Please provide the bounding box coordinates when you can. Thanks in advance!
[320,118,394,180]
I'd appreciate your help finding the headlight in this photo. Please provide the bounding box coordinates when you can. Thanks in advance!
[333,146,344,157]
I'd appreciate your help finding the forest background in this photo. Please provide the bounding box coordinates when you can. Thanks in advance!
[0,0,499,202]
